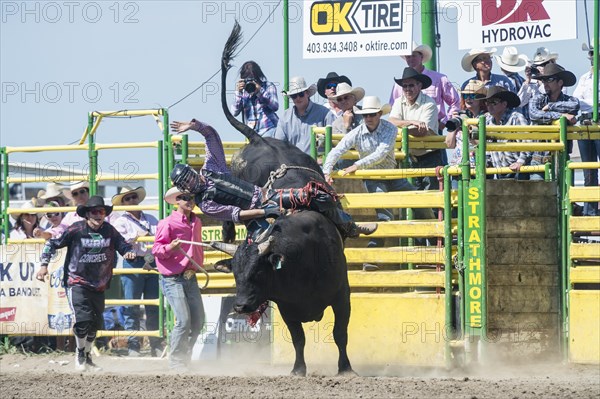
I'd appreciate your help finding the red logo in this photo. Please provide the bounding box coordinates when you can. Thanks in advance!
[481,0,550,26]
[0,307,17,322]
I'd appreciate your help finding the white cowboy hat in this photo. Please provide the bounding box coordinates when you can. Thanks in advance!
[39,183,70,200]
[111,186,147,205]
[353,96,391,115]
[164,186,187,205]
[531,47,559,65]
[402,41,432,64]
[282,76,317,97]
[328,82,365,103]
[17,200,41,218]
[461,48,497,72]
[64,181,90,200]
[494,46,528,73]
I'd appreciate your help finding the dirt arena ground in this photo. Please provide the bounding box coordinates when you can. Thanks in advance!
[1,352,599,398]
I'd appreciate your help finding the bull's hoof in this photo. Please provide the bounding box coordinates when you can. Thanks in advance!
[290,367,307,377]
[337,368,358,377]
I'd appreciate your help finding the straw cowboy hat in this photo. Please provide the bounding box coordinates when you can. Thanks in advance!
[481,86,521,109]
[461,80,487,96]
[76,195,113,218]
[582,43,594,60]
[534,63,577,87]
[282,76,317,97]
[461,48,497,72]
[111,186,146,205]
[164,186,189,205]
[64,181,90,200]
[353,96,391,115]
[394,67,432,90]
[402,42,432,64]
[328,83,365,103]
[316,72,352,98]
[531,47,559,65]
[494,47,528,73]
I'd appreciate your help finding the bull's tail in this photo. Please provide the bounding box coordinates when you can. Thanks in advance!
[221,21,262,144]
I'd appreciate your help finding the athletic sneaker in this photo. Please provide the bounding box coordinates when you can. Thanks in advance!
[75,349,86,371]
[85,352,102,372]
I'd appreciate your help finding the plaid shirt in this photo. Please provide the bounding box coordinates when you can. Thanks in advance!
[529,92,580,125]
[486,111,530,168]
[231,79,279,136]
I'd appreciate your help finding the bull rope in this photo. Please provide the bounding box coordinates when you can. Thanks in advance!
[173,240,211,290]
[263,164,323,190]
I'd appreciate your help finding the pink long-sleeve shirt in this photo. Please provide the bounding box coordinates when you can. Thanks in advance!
[152,210,203,276]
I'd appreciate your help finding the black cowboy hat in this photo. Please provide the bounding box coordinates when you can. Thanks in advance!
[535,63,577,87]
[316,72,352,98]
[394,67,432,90]
[76,195,113,218]
[481,86,521,108]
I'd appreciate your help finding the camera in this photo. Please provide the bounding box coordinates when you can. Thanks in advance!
[243,78,257,94]
[446,111,468,132]
[578,112,594,125]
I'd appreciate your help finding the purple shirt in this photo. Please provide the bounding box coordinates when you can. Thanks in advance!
[152,211,203,277]
[389,67,460,124]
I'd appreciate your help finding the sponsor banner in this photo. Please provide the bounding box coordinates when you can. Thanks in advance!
[0,244,71,335]
[303,0,414,59]
[451,0,577,49]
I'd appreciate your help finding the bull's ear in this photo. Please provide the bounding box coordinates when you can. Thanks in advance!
[214,259,232,273]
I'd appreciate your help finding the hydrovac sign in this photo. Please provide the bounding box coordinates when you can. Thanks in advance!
[453,0,576,49]
[303,0,414,59]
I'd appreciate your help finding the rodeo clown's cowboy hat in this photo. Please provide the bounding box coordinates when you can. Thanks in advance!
[282,76,317,97]
[64,181,90,200]
[353,96,391,116]
[494,46,528,73]
[316,72,352,98]
[461,48,497,72]
[328,83,365,104]
[531,47,559,66]
[534,63,577,87]
[394,67,433,90]
[111,186,146,206]
[402,41,433,64]
[481,86,521,109]
[76,196,113,218]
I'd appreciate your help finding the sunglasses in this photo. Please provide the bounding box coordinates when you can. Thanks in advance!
[89,208,106,215]
[176,194,193,202]
[474,56,492,64]
[401,83,416,90]
[45,212,60,218]
[326,83,338,89]
[485,99,502,106]
[122,194,138,202]
[363,112,379,118]
[534,60,552,67]
[539,77,557,83]
[462,93,482,100]
[72,188,88,197]
[290,91,306,100]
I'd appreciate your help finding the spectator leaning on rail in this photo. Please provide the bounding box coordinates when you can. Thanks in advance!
[152,186,205,371]
[111,186,162,357]
[573,43,599,216]
[461,48,516,93]
[317,71,352,117]
[231,61,279,137]
[529,63,580,181]
[389,67,444,191]
[274,76,336,154]
[482,87,530,180]
[36,195,136,372]
[322,96,433,248]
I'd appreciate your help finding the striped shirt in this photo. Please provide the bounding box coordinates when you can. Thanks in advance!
[231,79,279,136]
[485,111,530,168]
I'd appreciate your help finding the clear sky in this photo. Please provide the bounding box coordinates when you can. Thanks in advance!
[1,0,595,195]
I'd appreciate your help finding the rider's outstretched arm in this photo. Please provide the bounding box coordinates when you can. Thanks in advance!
[189,119,229,174]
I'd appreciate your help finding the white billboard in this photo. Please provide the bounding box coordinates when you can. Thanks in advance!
[444,0,577,49]
[303,0,414,59]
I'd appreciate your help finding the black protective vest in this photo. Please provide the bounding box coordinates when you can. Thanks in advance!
[200,170,255,210]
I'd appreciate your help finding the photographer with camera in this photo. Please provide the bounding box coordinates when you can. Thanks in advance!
[231,61,279,137]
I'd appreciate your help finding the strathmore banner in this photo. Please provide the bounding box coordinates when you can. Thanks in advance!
[303,0,414,59]
[0,244,72,335]
[446,0,577,49]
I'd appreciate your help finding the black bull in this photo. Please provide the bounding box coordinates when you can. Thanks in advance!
[214,22,354,376]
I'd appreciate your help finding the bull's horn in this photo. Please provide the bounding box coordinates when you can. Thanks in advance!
[210,241,239,256]
[257,236,274,256]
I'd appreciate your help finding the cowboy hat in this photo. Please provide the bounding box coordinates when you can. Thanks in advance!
[481,86,521,109]
[40,183,70,200]
[534,63,577,87]
[394,67,432,90]
[64,181,90,200]
[111,186,146,205]
[353,96,391,115]
[316,72,352,98]
[531,47,559,65]
[328,82,365,103]
[402,42,432,64]
[76,195,113,218]
[582,43,594,60]
[164,186,190,205]
[461,48,497,72]
[461,80,487,96]
[282,76,317,97]
[17,200,41,218]
[494,46,528,73]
